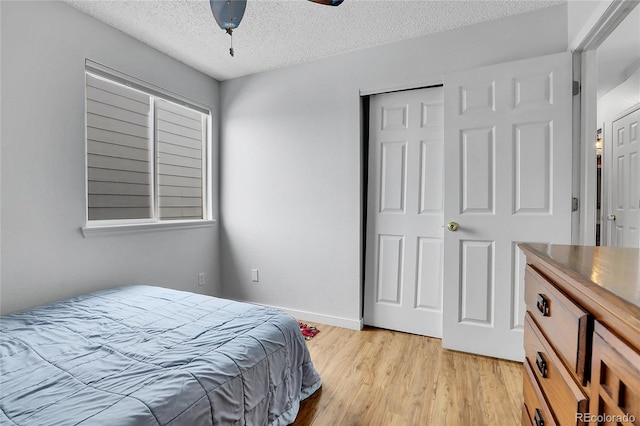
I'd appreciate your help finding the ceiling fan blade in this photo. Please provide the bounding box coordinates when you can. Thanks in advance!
[308,0,344,6]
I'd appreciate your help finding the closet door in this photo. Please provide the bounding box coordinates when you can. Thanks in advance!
[364,86,444,337]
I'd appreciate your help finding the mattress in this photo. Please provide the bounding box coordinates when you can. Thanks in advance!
[0,285,321,425]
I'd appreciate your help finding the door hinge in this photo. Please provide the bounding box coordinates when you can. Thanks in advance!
[573,81,581,96]
[572,197,579,212]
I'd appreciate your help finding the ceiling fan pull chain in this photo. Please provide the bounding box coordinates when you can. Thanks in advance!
[226,27,234,57]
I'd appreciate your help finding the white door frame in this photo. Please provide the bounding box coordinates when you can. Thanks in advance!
[570,0,639,245]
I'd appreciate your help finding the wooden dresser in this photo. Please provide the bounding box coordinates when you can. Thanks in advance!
[519,243,640,426]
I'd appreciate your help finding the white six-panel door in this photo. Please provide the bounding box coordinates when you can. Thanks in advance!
[442,52,573,361]
[364,87,444,337]
[610,108,640,247]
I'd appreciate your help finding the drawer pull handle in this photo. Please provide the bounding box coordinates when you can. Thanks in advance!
[536,294,549,316]
[535,352,548,378]
[534,408,545,426]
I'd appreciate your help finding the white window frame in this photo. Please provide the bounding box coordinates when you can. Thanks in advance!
[82,60,214,237]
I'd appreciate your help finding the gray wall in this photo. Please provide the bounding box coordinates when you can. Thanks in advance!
[0,1,571,322]
[0,1,221,314]
[219,5,569,328]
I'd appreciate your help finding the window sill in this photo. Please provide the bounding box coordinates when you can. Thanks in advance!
[81,220,216,238]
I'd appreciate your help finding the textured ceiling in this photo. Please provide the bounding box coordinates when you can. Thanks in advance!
[65,0,564,81]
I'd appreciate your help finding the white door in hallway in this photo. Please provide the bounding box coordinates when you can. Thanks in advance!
[610,108,640,248]
[442,52,573,361]
[364,86,444,337]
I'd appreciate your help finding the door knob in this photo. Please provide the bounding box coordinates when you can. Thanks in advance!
[446,222,459,232]
[607,213,617,221]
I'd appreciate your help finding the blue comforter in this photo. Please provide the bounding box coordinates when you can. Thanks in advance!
[0,286,321,425]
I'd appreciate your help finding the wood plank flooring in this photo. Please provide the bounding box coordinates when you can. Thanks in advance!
[293,324,523,426]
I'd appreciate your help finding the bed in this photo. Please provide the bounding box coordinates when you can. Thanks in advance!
[0,285,321,425]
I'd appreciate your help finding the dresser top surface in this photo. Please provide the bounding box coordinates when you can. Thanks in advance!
[519,243,640,310]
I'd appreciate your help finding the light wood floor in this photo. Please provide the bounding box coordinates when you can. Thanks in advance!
[293,324,523,426]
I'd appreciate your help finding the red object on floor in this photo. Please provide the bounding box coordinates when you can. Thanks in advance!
[298,322,320,340]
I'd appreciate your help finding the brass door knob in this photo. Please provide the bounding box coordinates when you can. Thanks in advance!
[447,222,459,232]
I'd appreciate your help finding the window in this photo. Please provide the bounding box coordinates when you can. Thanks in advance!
[84,66,211,230]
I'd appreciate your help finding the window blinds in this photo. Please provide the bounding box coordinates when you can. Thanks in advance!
[156,99,205,220]
[86,73,207,223]
[86,74,152,221]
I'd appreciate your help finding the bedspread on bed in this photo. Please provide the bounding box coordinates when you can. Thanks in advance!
[0,286,321,426]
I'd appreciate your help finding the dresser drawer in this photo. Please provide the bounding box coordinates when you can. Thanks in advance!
[524,313,588,425]
[524,265,590,384]
[523,361,557,426]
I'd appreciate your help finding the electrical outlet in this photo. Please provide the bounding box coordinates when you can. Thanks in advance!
[198,273,205,286]
[251,269,259,282]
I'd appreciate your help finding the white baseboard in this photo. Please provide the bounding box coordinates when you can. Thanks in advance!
[221,296,363,330]
[274,306,363,331]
